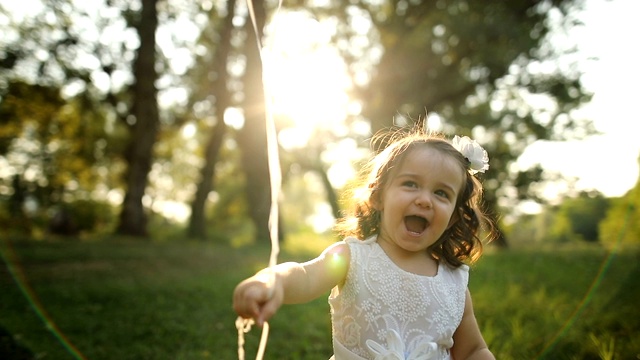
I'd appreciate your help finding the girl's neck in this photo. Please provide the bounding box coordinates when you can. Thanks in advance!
[376,235,439,277]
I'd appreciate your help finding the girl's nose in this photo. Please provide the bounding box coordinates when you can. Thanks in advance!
[415,192,432,208]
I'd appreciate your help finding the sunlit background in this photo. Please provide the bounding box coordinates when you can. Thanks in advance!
[265,0,640,200]
[266,0,640,201]
[518,0,640,198]
[1,0,638,230]
[261,0,640,230]
[1,1,639,359]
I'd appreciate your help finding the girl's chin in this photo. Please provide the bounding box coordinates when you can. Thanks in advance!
[398,234,432,250]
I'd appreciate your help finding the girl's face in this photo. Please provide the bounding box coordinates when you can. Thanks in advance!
[373,146,464,258]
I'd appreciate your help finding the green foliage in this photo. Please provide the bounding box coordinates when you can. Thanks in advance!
[0,79,119,234]
[507,191,612,245]
[1,237,638,359]
[0,0,201,238]
[548,212,575,243]
[556,192,610,242]
[0,81,62,154]
[599,180,640,250]
[55,199,117,235]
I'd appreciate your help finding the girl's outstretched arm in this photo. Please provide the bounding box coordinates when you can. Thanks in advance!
[451,289,495,360]
[233,241,350,327]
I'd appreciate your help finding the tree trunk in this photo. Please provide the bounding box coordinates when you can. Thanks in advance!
[237,0,272,242]
[116,0,159,237]
[188,0,237,240]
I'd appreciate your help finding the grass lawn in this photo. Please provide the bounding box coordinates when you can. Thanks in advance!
[1,236,638,359]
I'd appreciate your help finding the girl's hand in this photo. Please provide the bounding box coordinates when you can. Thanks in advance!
[233,242,350,326]
[233,272,283,327]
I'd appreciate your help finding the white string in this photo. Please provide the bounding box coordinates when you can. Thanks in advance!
[236,317,270,360]
[236,0,283,359]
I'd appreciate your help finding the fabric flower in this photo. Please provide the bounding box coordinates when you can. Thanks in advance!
[451,135,489,174]
[366,330,439,360]
[342,317,362,347]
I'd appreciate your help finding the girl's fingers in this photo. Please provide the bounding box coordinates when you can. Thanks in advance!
[257,296,280,326]
[233,284,257,317]
[258,281,284,326]
[233,281,276,322]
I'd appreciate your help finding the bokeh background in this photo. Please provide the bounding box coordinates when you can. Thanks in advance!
[0,0,638,359]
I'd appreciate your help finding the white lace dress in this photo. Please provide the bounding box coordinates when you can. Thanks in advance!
[329,236,469,360]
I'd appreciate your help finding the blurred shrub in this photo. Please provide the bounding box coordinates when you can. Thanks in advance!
[49,199,116,236]
[599,186,640,250]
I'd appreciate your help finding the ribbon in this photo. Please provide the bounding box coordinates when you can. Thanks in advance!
[236,0,283,359]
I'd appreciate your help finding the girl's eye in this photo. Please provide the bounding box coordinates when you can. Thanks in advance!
[435,189,450,199]
[402,181,418,188]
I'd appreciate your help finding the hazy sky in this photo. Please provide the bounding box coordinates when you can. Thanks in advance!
[518,0,640,198]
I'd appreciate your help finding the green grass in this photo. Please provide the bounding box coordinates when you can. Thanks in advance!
[470,247,640,359]
[1,237,638,359]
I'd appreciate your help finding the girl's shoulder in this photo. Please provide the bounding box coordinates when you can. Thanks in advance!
[440,262,470,276]
[342,236,378,258]
[439,263,470,288]
[343,235,377,245]
[318,240,352,266]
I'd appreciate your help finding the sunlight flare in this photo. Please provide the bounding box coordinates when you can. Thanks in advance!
[262,11,352,148]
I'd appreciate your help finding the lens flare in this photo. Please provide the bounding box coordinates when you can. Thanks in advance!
[536,200,634,358]
[0,239,87,360]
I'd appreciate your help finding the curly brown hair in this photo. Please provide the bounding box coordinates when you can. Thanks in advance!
[334,128,496,267]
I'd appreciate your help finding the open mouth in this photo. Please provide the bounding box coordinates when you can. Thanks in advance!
[404,215,428,234]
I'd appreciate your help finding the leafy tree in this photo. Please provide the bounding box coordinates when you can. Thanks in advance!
[116,0,161,237]
[1,0,212,237]
[236,0,274,243]
[187,0,237,240]
[549,191,610,243]
[0,81,111,203]
[547,209,573,243]
[175,0,275,242]
[0,0,134,233]
[291,0,596,246]
[0,0,601,244]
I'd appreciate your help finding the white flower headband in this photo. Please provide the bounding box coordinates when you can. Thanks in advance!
[451,135,489,175]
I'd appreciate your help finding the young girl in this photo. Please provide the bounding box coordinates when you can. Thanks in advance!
[233,128,497,360]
